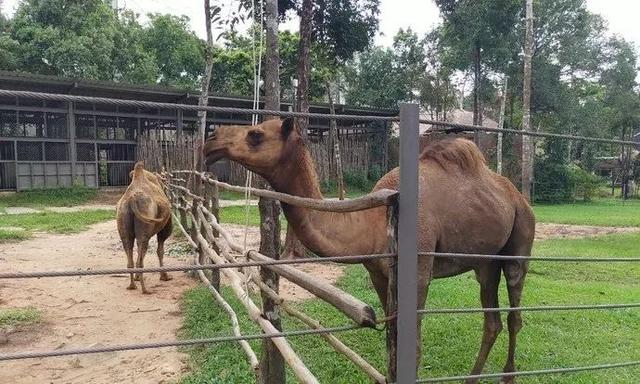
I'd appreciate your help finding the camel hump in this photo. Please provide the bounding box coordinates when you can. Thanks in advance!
[420,138,486,173]
[132,161,145,178]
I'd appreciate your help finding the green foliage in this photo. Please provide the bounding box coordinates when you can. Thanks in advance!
[0,307,42,328]
[0,186,97,209]
[0,228,31,243]
[534,158,603,203]
[343,169,374,191]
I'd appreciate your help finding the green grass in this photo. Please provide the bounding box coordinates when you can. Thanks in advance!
[0,186,97,209]
[0,307,42,329]
[0,228,31,243]
[533,198,640,227]
[219,206,287,228]
[179,232,640,383]
[0,210,114,242]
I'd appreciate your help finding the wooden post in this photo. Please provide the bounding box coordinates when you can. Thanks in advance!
[204,174,220,290]
[190,202,204,279]
[258,190,284,384]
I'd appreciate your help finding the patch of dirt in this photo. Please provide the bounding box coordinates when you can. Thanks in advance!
[535,223,640,240]
[0,220,197,384]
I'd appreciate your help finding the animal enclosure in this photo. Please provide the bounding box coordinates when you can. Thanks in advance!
[0,91,639,384]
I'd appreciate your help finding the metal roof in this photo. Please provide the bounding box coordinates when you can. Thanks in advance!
[0,70,398,116]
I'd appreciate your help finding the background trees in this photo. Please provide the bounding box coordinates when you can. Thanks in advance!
[0,0,638,202]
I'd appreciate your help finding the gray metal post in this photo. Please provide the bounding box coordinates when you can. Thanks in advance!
[397,102,419,383]
[68,101,77,183]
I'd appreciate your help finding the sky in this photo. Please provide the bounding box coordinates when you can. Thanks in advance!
[1,0,640,50]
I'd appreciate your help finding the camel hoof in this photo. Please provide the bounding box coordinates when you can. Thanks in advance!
[142,289,152,295]
[127,284,137,290]
[160,273,172,281]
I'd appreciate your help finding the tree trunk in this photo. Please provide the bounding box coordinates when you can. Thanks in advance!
[196,0,214,176]
[260,0,285,382]
[473,41,482,146]
[327,81,345,200]
[497,76,508,175]
[296,0,313,138]
[521,0,534,202]
[282,0,314,261]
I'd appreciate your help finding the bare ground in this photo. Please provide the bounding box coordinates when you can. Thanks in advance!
[0,221,343,384]
[535,223,640,240]
[0,221,196,384]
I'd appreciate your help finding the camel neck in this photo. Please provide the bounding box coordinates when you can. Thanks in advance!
[266,143,387,258]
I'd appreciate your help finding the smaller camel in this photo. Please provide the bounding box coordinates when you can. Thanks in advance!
[116,162,172,294]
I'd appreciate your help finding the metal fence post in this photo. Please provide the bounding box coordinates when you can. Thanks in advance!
[397,102,419,383]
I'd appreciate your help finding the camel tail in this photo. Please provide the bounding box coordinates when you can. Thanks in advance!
[130,197,165,224]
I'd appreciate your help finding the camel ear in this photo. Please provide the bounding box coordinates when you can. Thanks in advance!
[281,117,296,139]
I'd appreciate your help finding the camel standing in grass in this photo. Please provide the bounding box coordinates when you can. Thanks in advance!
[116,162,172,294]
[202,118,535,383]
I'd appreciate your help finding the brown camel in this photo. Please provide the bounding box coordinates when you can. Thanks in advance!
[116,162,172,294]
[202,118,535,383]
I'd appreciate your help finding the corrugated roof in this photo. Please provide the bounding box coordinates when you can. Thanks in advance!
[0,70,398,116]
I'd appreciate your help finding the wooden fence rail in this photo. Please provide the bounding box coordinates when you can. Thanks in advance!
[164,172,393,383]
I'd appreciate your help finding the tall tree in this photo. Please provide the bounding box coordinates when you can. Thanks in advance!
[522,0,534,201]
[259,0,284,381]
[435,0,520,125]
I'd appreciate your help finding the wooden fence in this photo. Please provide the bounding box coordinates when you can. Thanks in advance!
[164,170,398,383]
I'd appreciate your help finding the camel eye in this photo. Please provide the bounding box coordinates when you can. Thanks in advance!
[247,130,264,146]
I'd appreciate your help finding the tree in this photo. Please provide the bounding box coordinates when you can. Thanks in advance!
[259,0,285,382]
[142,14,205,88]
[10,0,119,79]
[522,0,534,201]
[435,0,521,125]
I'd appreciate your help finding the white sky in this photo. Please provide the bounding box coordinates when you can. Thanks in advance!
[1,0,639,50]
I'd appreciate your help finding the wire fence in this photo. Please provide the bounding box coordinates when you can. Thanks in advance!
[0,89,639,383]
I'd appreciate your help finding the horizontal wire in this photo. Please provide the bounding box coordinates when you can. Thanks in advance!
[417,360,640,383]
[0,89,397,122]
[419,302,640,315]
[422,252,640,262]
[423,120,638,146]
[0,89,637,146]
[0,324,362,361]
[0,254,395,279]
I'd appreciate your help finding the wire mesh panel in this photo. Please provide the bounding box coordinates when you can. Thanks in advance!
[0,141,15,161]
[45,113,68,138]
[75,114,96,139]
[18,111,45,137]
[76,143,96,162]
[44,142,69,161]
[17,142,43,161]
[0,110,18,136]
[0,162,16,189]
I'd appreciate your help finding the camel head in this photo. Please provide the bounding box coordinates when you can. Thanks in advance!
[203,117,301,176]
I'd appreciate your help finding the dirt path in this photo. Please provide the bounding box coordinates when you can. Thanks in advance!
[535,223,640,240]
[0,221,197,384]
[0,220,345,384]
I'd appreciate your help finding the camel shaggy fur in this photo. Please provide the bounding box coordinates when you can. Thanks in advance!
[116,162,172,294]
[202,118,535,383]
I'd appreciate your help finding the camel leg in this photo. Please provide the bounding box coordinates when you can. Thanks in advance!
[157,218,173,281]
[466,265,503,384]
[415,254,435,375]
[136,238,151,294]
[501,261,528,384]
[122,236,136,290]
